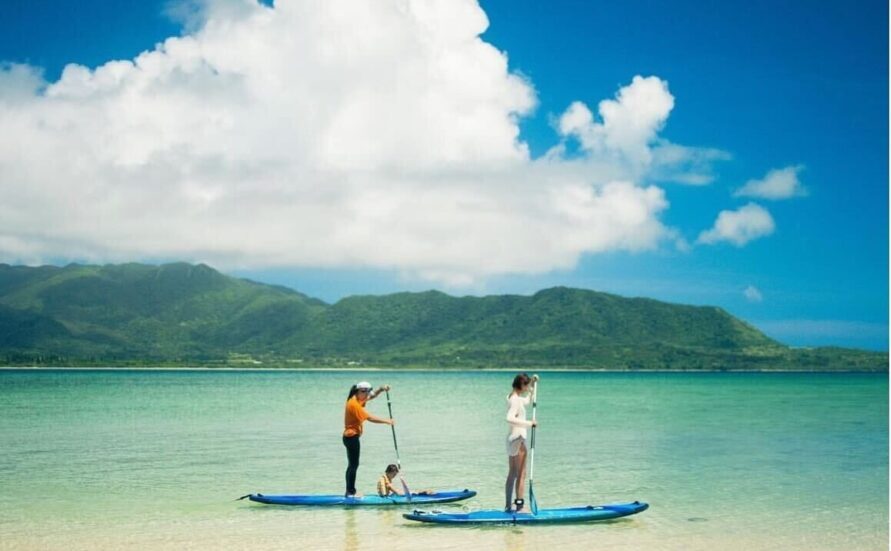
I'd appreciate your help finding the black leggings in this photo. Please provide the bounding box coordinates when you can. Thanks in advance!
[343,435,361,495]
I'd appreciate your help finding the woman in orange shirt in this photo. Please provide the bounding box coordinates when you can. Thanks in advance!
[343,381,394,497]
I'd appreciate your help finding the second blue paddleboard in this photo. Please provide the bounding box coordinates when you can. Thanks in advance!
[403,500,648,524]
[247,489,476,506]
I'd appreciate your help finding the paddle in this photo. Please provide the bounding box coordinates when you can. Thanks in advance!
[385,389,412,500]
[528,374,539,515]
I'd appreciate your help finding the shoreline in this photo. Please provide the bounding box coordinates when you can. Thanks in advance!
[0,366,886,374]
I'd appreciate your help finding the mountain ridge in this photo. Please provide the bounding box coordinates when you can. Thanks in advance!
[0,262,885,371]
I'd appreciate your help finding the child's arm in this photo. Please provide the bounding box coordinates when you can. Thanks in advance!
[389,478,403,496]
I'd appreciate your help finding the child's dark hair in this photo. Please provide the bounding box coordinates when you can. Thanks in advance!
[385,464,400,476]
[512,373,532,390]
[347,385,359,400]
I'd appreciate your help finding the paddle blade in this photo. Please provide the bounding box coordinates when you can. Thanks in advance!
[529,482,538,515]
[399,476,413,503]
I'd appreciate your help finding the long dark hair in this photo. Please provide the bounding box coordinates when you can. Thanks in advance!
[347,385,359,400]
[512,373,532,391]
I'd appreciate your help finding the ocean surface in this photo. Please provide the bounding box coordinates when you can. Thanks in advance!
[0,369,886,550]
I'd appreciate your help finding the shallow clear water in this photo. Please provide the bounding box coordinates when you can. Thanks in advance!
[0,369,886,550]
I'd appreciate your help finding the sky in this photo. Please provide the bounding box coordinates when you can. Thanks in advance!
[0,0,887,350]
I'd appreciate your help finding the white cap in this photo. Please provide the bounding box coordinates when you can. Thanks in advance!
[356,381,373,390]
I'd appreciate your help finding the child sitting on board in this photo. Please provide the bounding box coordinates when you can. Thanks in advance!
[377,464,432,497]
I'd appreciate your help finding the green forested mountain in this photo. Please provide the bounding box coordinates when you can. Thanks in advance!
[0,262,885,371]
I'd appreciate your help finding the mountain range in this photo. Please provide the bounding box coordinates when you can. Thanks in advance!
[0,262,885,371]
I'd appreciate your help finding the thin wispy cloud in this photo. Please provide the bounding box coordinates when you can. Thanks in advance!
[649,142,732,185]
[755,319,889,347]
[743,285,763,303]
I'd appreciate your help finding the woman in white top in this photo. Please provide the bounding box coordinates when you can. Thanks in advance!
[505,373,538,512]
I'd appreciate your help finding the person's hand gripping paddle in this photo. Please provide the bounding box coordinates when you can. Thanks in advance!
[385,389,412,500]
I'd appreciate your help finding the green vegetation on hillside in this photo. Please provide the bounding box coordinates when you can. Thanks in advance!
[0,262,885,371]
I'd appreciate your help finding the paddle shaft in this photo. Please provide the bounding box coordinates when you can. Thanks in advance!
[385,390,401,468]
[529,380,537,488]
[385,390,412,500]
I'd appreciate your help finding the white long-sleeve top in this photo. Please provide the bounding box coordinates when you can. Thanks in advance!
[506,392,533,442]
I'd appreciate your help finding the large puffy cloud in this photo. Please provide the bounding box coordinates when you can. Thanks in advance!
[0,0,704,284]
[697,203,775,246]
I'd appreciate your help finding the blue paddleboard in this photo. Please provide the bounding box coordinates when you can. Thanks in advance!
[245,489,476,506]
[403,500,648,524]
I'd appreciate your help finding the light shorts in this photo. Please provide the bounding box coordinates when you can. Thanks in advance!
[507,435,527,457]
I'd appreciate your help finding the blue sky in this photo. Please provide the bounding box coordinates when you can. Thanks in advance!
[0,0,887,350]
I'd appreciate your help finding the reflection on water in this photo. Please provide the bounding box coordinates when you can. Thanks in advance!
[344,509,358,551]
[503,526,526,551]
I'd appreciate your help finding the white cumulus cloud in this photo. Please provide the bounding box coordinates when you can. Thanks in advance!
[735,165,807,199]
[555,75,729,184]
[0,0,727,285]
[558,76,674,169]
[698,203,775,246]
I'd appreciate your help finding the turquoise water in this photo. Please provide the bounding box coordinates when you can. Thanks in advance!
[0,369,886,550]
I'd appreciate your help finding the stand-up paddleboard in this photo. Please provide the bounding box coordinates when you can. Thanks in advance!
[403,377,649,525]
[242,489,476,506]
[403,500,648,524]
